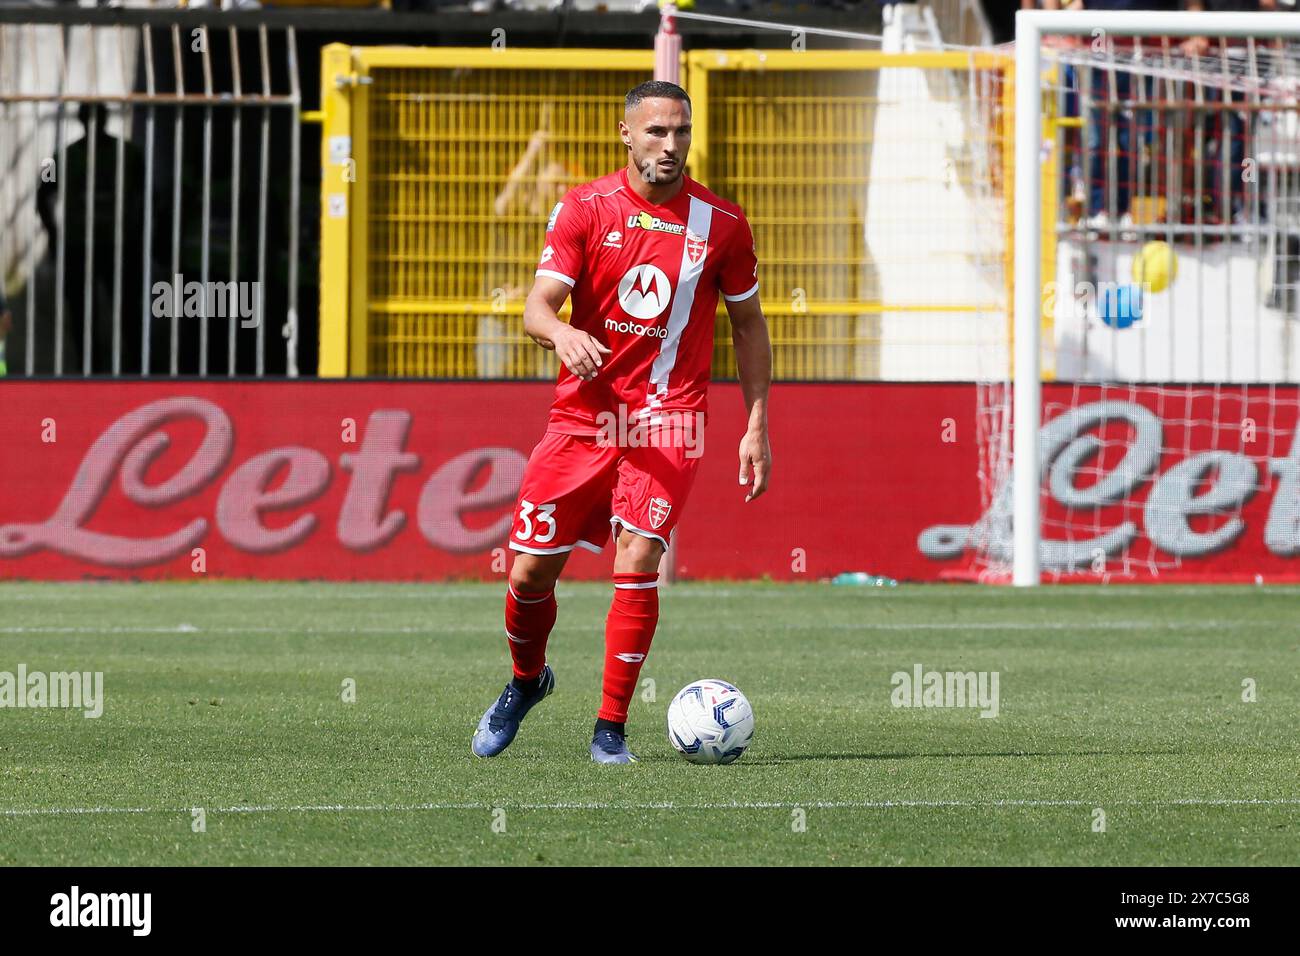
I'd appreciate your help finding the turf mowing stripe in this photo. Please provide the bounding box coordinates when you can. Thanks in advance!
[0,620,1289,634]
[4,798,1299,817]
[9,585,1300,601]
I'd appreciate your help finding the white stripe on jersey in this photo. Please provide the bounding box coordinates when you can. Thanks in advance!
[641,195,713,418]
[580,184,626,201]
[723,280,759,302]
[536,268,576,287]
[684,189,740,221]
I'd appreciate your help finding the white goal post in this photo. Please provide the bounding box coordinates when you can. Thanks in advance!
[1013,10,1300,586]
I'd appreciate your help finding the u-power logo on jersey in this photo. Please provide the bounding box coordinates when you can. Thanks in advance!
[617,264,671,321]
[626,211,685,235]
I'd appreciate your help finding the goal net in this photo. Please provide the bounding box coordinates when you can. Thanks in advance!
[994,11,1300,584]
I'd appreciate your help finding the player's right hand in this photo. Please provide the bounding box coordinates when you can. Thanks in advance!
[553,326,612,382]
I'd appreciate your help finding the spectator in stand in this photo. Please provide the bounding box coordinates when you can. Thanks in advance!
[1181,1,1282,225]
[1037,1,1177,231]
[1182,0,1277,58]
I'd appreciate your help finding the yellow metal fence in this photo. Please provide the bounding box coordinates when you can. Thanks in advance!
[318,46,1014,379]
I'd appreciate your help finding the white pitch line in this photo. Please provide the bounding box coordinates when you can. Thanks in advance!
[0,625,490,635]
[3,797,1299,817]
[0,588,503,602]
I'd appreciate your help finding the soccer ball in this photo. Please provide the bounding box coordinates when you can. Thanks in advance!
[666,679,754,765]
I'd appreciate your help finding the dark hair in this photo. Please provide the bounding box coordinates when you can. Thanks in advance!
[625,80,691,114]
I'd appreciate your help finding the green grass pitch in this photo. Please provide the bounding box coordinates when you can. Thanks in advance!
[1,581,1297,866]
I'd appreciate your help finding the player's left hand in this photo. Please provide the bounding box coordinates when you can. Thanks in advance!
[738,429,770,503]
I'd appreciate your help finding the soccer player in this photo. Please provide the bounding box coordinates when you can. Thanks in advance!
[471,80,772,764]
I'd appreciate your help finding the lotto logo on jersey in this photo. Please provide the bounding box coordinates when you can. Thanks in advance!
[648,496,672,530]
[617,264,672,320]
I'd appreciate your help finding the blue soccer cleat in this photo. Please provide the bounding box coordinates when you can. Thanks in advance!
[590,728,639,765]
[471,666,555,758]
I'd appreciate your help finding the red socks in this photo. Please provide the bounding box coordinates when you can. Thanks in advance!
[598,572,660,723]
[503,572,661,723]
[504,583,557,681]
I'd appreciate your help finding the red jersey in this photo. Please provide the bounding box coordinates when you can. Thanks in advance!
[534,167,759,436]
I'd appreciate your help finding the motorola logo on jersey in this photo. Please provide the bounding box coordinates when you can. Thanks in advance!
[617,263,672,320]
[604,317,668,338]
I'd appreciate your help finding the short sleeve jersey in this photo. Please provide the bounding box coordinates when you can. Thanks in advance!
[535,167,759,435]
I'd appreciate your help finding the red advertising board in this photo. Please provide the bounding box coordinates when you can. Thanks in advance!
[1026,384,1300,583]
[1,380,1297,582]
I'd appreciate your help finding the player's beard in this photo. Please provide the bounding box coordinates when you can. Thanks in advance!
[637,155,683,185]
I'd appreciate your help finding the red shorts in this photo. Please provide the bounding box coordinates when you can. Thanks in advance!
[508,429,702,555]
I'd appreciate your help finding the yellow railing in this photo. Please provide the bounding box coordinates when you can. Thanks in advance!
[318,46,1015,380]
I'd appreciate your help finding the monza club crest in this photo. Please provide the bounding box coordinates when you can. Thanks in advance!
[685,229,707,265]
[648,496,672,530]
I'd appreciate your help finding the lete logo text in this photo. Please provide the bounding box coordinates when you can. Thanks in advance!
[0,397,526,568]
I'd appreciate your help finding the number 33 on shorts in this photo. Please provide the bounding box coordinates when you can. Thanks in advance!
[514,499,558,545]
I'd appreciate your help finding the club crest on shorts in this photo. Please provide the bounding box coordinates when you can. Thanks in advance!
[648,496,672,530]
[685,229,706,265]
